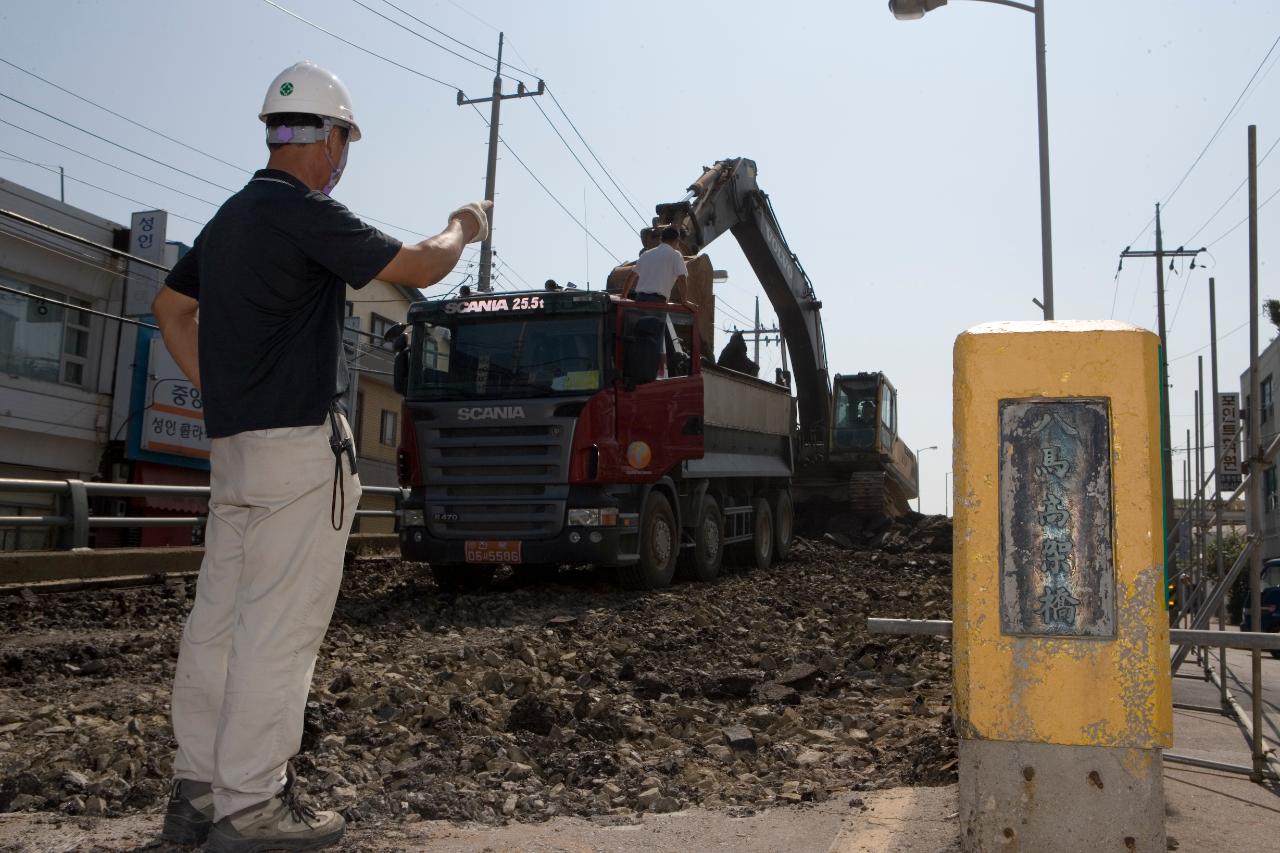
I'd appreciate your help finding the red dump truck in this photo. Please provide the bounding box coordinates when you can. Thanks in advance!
[390,287,795,590]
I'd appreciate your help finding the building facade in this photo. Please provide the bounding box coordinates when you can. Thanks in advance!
[1241,333,1280,559]
[345,278,420,534]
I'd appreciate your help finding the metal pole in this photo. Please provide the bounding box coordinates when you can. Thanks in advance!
[1033,0,1054,321]
[1154,203,1177,586]
[1209,276,1229,706]
[1194,387,1202,622]
[1197,360,1206,612]
[1246,124,1265,781]
[58,166,64,203]
[945,471,951,517]
[1184,439,1191,623]
[478,33,504,293]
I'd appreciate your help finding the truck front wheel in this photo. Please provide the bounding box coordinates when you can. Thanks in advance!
[773,489,795,562]
[618,492,677,589]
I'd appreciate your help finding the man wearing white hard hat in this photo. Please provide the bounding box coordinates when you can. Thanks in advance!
[152,61,489,851]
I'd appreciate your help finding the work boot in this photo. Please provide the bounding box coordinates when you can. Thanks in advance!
[206,765,345,853]
[160,778,215,845]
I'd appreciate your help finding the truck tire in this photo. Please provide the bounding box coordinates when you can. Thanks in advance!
[687,495,724,582]
[773,489,795,562]
[618,492,678,589]
[430,563,495,592]
[751,496,774,572]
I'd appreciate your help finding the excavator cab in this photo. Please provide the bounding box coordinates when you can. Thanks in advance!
[828,372,918,517]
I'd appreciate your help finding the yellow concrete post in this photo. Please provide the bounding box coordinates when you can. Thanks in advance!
[953,321,1172,852]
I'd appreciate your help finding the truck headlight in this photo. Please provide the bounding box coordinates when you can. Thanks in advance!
[567,508,618,527]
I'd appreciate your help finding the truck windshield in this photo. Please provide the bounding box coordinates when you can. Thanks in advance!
[833,382,878,450]
[408,316,603,400]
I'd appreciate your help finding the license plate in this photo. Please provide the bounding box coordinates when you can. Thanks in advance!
[465,540,522,564]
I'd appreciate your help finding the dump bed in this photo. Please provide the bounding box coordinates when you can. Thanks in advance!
[685,365,794,479]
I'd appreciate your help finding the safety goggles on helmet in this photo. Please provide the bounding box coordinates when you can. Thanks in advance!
[264,116,353,146]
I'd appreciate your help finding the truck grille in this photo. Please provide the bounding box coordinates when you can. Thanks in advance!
[416,405,580,540]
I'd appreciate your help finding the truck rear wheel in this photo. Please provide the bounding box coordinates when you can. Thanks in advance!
[618,492,677,589]
[430,563,495,592]
[773,489,795,562]
[751,496,774,571]
[687,495,724,582]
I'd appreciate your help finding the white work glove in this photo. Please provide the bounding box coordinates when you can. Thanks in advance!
[450,201,490,244]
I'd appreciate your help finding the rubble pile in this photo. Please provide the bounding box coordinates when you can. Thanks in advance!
[0,536,954,828]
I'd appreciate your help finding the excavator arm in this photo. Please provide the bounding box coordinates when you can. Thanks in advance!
[649,158,831,446]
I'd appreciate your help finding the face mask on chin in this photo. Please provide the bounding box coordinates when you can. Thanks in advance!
[322,136,349,196]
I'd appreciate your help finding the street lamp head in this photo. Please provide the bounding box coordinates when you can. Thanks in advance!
[888,0,948,21]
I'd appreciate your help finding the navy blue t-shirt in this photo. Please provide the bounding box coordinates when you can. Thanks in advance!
[166,169,401,438]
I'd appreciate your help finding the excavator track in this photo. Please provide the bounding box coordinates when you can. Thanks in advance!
[849,471,912,519]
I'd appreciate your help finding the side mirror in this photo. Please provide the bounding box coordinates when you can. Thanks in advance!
[393,348,409,396]
[382,322,407,343]
[623,316,663,386]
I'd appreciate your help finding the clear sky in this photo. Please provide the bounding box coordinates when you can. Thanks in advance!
[0,0,1275,514]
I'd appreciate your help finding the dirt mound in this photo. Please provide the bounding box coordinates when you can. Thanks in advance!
[0,541,954,828]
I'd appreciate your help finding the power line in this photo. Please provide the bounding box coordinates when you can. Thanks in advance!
[0,90,237,194]
[1122,31,1280,248]
[0,56,249,175]
[1184,134,1280,245]
[544,86,646,224]
[349,0,496,77]
[467,103,620,262]
[0,118,221,209]
[0,281,157,330]
[530,95,638,232]
[0,146,207,226]
[1206,181,1280,248]
[261,0,461,91]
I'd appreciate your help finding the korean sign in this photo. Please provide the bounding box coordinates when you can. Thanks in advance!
[1216,392,1241,493]
[125,210,167,315]
[140,336,209,459]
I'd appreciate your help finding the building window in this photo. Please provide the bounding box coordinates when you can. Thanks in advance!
[371,313,396,350]
[1263,376,1273,424]
[345,300,354,317]
[1266,466,1278,513]
[0,277,91,387]
[380,409,396,445]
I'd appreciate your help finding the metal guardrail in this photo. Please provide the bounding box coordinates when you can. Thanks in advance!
[866,618,1280,651]
[0,477,405,549]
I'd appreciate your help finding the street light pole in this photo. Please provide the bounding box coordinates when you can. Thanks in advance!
[945,471,952,516]
[916,445,939,513]
[889,0,1053,320]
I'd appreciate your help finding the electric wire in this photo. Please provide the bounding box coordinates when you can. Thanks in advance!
[1184,133,1280,245]
[1122,31,1280,248]
[348,0,498,78]
[261,0,461,91]
[1205,182,1280,248]
[467,104,621,262]
[544,85,646,225]
[1169,312,1259,363]
[0,90,237,194]
[0,117,223,208]
[529,95,638,233]
[0,78,433,241]
[0,56,249,175]
[0,282,157,330]
[0,146,207,226]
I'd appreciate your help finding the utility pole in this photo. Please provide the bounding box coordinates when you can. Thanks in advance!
[1208,276,1228,707]
[1246,123,1264,782]
[457,33,544,292]
[1120,210,1206,581]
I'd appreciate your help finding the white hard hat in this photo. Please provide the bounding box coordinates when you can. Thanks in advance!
[259,61,362,141]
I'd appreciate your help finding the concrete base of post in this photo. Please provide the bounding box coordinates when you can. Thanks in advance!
[958,739,1165,852]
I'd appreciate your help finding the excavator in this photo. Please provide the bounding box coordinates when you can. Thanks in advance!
[609,157,919,518]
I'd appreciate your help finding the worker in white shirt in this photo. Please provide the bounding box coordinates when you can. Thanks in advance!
[622,226,694,308]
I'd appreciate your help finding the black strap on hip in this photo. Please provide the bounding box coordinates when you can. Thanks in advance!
[328,407,358,531]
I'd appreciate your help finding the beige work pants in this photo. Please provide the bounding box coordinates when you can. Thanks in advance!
[170,416,360,819]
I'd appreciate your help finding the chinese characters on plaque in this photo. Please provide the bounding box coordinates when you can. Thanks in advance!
[999,399,1115,638]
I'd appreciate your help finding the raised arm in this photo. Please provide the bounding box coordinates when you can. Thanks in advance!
[377,201,492,288]
[152,286,202,391]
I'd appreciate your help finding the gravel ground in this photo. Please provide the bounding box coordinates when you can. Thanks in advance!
[0,516,955,840]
